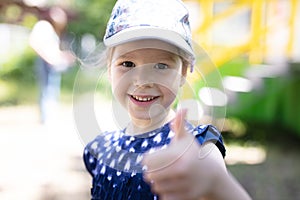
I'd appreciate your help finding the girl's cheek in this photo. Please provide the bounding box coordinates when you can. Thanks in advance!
[156,72,182,91]
[111,82,128,108]
[110,68,124,87]
[111,71,130,97]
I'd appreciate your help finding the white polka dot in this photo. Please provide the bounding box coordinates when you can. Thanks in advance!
[97,153,104,159]
[104,140,111,148]
[131,171,136,177]
[160,144,168,150]
[89,157,94,163]
[200,125,207,129]
[129,147,135,153]
[116,171,122,176]
[168,131,175,138]
[141,140,148,148]
[125,140,131,146]
[135,154,143,164]
[107,174,112,181]
[110,159,115,168]
[113,141,119,146]
[149,132,156,137]
[113,131,121,140]
[142,165,148,171]
[115,145,122,152]
[91,141,98,150]
[153,133,162,143]
[107,152,112,159]
[124,159,131,171]
[100,165,106,174]
[137,184,142,190]
[118,153,125,162]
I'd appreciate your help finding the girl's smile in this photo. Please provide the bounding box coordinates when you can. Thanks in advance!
[129,95,159,106]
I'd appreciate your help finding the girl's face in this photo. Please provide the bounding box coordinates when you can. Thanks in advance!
[109,40,187,130]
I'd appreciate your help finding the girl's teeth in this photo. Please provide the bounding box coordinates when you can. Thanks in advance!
[133,96,155,102]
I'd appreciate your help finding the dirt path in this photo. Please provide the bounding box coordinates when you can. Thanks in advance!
[0,105,90,200]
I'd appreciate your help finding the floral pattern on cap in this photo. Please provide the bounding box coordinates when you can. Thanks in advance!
[104,0,193,51]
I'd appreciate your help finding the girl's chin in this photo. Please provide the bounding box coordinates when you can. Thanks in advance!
[127,111,175,135]
[130,105,167,118]
[129,109,171,124]
[129,112,153,122]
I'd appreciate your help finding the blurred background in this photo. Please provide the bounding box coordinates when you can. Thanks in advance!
[0,0,299,199]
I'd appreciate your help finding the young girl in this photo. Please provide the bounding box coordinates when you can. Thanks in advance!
[83,0,251,199]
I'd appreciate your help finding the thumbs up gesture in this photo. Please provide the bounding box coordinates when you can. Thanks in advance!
[143,109,227,200]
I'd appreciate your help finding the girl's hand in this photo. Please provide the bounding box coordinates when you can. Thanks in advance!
[143,109,226,200]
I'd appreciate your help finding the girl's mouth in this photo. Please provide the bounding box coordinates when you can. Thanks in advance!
[130,95,159,102]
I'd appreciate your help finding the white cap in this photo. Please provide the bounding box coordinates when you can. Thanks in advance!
[103,0,195,70]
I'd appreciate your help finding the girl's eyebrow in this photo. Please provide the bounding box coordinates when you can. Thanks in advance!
[153,54,179,65]
[112,54,135,63]
[115,54,134,60]
[113,51,179,63]
[160,55,178,62]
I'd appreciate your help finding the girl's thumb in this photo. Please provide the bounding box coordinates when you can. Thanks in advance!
[171,109,188,141]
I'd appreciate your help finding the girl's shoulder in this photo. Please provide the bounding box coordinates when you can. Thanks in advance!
[83,130,123,176]
[192,124,226,158]
[84,130,123,155]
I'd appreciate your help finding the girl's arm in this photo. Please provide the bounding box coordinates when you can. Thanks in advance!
[199,142,252,200]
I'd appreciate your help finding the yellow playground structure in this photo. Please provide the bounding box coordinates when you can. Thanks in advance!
[186,0,299,67]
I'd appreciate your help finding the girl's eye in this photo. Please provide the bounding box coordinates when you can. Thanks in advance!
[154,63,168,69]
[122,61,135,68]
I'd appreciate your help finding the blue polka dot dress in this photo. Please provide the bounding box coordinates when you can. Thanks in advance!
[83,122,226,200]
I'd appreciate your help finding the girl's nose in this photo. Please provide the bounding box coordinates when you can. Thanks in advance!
[132,65,155,87]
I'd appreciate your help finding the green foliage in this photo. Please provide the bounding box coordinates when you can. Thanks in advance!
[0,47,36,84]
[0,47,38,105]
[226,67,300,139]
[193,57,300,140]
[68,0,117,39]
[218,56,250,77]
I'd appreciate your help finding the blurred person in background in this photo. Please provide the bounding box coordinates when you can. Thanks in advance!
[29,6,75,124]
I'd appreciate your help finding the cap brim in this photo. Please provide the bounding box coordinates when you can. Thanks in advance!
[104,27,195,63]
